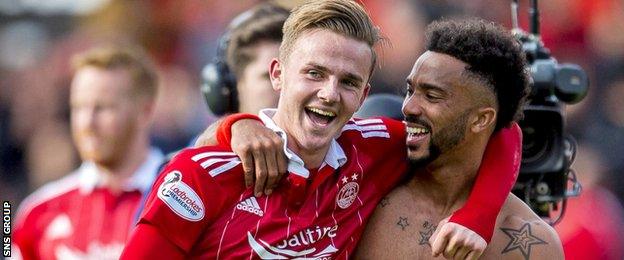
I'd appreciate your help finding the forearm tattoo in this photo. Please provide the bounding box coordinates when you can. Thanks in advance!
[500,223,547,260]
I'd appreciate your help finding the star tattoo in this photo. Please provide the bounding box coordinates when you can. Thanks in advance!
[501,223,547,260]
[397,217,409,231]
[379,197,389,208]
[418,221,437,246]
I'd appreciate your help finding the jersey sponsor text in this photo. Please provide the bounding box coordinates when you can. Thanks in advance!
[248,225,339,259]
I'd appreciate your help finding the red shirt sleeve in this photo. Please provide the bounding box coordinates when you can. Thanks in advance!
[132,147,232,253]
[372,117,409,193]
[12,204,40,260]
[449,123,522,243]
[121,223,185,259]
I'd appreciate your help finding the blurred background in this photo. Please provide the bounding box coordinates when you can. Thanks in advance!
[1,0,623,257]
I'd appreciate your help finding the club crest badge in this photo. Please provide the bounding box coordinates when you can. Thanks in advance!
[336,173,360,209]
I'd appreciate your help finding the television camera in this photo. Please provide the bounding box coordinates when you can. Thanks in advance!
[511,0,589,224]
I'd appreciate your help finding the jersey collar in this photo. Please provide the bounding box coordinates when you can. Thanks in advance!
[258,108,347,179]
[78,147,165,194]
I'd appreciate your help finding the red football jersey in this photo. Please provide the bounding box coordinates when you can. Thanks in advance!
[136,115,407,259]
[12,149,164,260]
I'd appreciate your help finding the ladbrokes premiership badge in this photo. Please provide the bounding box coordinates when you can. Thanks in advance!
[336,173,360,209]
[157,171,205,221]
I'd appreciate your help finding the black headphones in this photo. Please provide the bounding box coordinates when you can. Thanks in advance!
[201,32,238,116]
[200,5,287,116]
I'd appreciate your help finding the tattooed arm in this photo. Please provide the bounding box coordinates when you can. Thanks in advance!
[483,195,564,260]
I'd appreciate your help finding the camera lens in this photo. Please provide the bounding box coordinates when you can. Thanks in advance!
[521,123,551,164]
[518,106,564,174]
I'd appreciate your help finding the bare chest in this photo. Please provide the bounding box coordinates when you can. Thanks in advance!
[354,188,445,259]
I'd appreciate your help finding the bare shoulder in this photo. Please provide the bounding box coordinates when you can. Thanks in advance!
[483,194,564,260]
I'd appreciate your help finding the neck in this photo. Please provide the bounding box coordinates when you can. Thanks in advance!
[272,111,328,169]
[95,135,150,193]
[407,135,489,215]
[294,145,328,169]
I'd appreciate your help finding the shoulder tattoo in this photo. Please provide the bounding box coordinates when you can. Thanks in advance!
[500,223,548,260]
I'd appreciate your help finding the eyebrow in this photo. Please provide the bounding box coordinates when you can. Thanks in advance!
[419,82,446,93]
[305,63,330,76]
[307,63,364,86]
[343,72,364,86]
[406,78,448,93]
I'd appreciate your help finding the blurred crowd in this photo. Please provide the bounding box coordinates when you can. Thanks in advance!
[1,0,623,257]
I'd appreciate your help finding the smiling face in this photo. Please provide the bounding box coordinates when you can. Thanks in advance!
[270,29,372,157]
[402,51,490,166]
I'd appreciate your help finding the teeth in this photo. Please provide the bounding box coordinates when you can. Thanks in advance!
[406,126,429,134]
[307,107,336,117]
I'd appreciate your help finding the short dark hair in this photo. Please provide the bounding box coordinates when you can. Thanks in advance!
[226,3,290,78]
[425,18,530,130]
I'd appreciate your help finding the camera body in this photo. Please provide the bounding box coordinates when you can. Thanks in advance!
[511,25,588,219]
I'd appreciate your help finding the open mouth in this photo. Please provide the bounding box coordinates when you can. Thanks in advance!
[305,107,337,126]
[405,124,431,146]
[406,125,430,135]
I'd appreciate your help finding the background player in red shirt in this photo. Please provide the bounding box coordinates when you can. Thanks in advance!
[12,47,164,260]
[122,0,519,259]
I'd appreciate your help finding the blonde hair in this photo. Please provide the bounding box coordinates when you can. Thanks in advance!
[71,46,158,100]
[280,0,381,76]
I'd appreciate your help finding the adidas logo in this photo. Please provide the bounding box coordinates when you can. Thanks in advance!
[236,197,264,217]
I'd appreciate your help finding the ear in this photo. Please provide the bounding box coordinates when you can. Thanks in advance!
[135,97,157,128]
[358,83,371,107]
[269,58,282,91]
[143,98,157,119]
[470,107,496,134]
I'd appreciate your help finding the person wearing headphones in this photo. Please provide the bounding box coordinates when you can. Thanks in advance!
[201,3,289,116]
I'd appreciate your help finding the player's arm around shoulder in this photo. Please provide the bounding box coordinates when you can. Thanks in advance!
[485,195,564,260]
